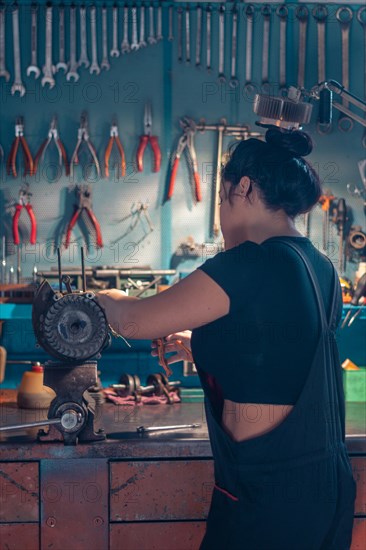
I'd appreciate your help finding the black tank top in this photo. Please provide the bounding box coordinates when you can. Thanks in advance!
[191,236,343,405]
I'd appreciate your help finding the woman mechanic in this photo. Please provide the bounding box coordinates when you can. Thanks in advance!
[97,128,356,550]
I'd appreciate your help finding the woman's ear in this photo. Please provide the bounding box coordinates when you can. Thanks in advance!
[238,176,251,196]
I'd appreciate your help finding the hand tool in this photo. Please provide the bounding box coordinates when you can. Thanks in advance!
[89,5,100,74]
[12,183,37,245]
[336,7,354,132]
[261,4,271,92]
[137,424,201,434]
[136,103,161,172]
[168,5,173,41]
[111,4,120,57]
[276,5,288,93]
[148,2,157,45]
[229,3,239,89]
[185,3,191,64]
[357,7,366,147]
[34,116,69,176]
[318,193,335,251]
[66,5,79,81]
[205,4,212,73]
[342,273,366,328]
[121,3,130,53]
[112,373,180,403]
[42,3,55,89]
[27,4,40,79]
[11,4,25,96]
[313,6,331,134]
[296,5,308,89]
[111,202,154,246]
[56,4,68,73]
[101,5,110,69]
[65,184,103,250]
[104,122,126,178]
[138,4,146,48]
[303,212,310,238]
[347,160,366,215]
[154,337,173,377]
[7,118,34,178]
[167,117,201,203]
[177,6,183,62]
[0,418,62,433]
[78,5,90,68]
[0,236,6,285]
[244,4,255,94]
[0,4,9,81]
[70,113,101,179]
[131,4,139,50]
[195,5,202,68]
[156,3,163,41]
[332,198,348,274]
[218,4,226,83]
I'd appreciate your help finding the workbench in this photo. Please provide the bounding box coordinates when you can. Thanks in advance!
[0,391,365,550]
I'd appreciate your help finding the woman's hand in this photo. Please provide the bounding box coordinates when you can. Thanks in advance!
[151,331,193,366]
[95,289,131,336]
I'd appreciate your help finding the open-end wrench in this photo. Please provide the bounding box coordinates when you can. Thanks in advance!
[195,5,202,68]
[276,5,288,93]
[139,4,147,48]
[90,5,100,74]
[244,4,255,94]
[148,3,157,45]
[337,7,354,132]
[101,6,110,69]
[168,5,174,41]
[313,6,331,134]
[177,7,183,63]
[218,4,226,83]
[357,7,366,147]
[79,5,90,68]
[131,4,139,50]
[66,4,79,82]
[156,4,163,41]
[11,5,25,96]
[27,4,40,79]
[229,4,238,88]
[206,4,212,73]
[111,4,120,57]
[185,4,191,64]
[42,3,55,88]
[0,4,9,81]
[296,6,308,89]
[261,4,271,92]
[121,3,130,53]
[56,5,68,73]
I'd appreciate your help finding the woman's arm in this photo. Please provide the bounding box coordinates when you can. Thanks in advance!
[96,269,230,340]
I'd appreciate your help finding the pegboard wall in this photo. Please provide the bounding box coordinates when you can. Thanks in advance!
[0,1,365,282]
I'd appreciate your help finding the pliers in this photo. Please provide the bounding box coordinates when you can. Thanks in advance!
[70,113,100,179]
[104,122,126,178]
[65,184,103,250]
[6,117,34,178]
[34,116,69,176]
[12,183,37,245]
[136,103,161,172]
[167,118,202,202]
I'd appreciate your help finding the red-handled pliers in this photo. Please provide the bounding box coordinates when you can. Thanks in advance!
[65,184,103,250]
[104,123,126,178]
[136,103,161,172]
[12,184,37,245]
[6,117,34,178]
[167,118,202,202]
[34,116,69,176]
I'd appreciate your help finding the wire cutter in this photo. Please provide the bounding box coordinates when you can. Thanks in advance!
[104,122,126,178]
[136,103,161,172]
[167,118,202,202]
[34,116,69,176]
[6,118,34,178]
[65,184,103,250]
[12,183,37,245]
[70,113,100,179]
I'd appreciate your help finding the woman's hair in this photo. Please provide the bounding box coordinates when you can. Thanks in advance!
[221,128,322,217]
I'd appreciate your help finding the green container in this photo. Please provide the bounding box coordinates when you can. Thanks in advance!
[342,367,366,402]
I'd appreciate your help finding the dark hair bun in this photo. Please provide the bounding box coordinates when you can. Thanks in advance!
[265,128,313,158]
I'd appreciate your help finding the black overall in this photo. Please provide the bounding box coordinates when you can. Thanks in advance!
[198,240,356,550]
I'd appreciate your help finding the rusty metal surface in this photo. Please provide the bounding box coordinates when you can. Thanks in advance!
[0,462,39,522]
[110,522,206,550]
[110,460,214,521]
[351,519,366,550]
[0,524,39,550]
[40,459,108,550]
[351,457,366,515]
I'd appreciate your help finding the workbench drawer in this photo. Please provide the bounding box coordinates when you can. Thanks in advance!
[351,518,366,550]
[110,460,214,521]
[0,524,39,550]
[0,462,39,522]
[350,457,366,515]
[110,522,206,550]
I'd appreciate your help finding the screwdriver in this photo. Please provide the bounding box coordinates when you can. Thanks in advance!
[137,423,201,433]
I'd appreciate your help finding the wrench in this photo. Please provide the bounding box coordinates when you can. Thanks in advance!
[66,4,79,82]
[218,4,226,83]
[168,5,174,41]
[177,7,183,63]
[229,4,238,88]
[56,4,68,73]
[185,4,191,64]
[276,5,288,93]
[79,5,90,68]
[111,4,120,57]
[0,4,9,81]
[42,4,55,88]
[27,4,40,79]
[261,4,271,92]
[121,4,130,53]
[357,7,366,147]
[156,4,163,41]
[90,5,100,74]
[148,3,156,45]
[244,4,255,94]
[313,6,331,134]
[337,7,354,132]
[206,4,212,73]
[101,6,110,70]
[11,5,25,96]
[296,6,308,89]
[139,4,147,48]
[195,5,202,68]
[131,4,139,50]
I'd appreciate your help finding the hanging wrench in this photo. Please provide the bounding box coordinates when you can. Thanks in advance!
[11,5,25,96]
[56,4,68,73]
[261,4,271,93]
[42,3,55,88]
[229,4,238,88]
[66,4,79,82]
[185,4,191,64]
[139,4,147,48]
[295,5,308,89]
[101,5,110,70]
[168,5,174,41]
[177,7,183,63]
[111,4,120,57]
[148,3,156,45]
[218,4,226,83]
[130,4,139,50]
[336,7,354,133]
[313,5,331,134]
[195,5,202,68]
[156,4,163,41]
[90,5,100,74]
[27,4,40,79]
[244,4,255,94]
[79,5,90,68]
[121,3,130,53]
[0,4,9,81]
[276,5,288,93]
[206,4,212,73]
[357,7,366,147]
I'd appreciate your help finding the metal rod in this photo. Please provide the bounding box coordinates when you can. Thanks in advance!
[0,418,61,432]
[134,276,163,297]
[16,246,21,284]
[137,423,201,433]
[57,247,62,292]
[80,246,86,292]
